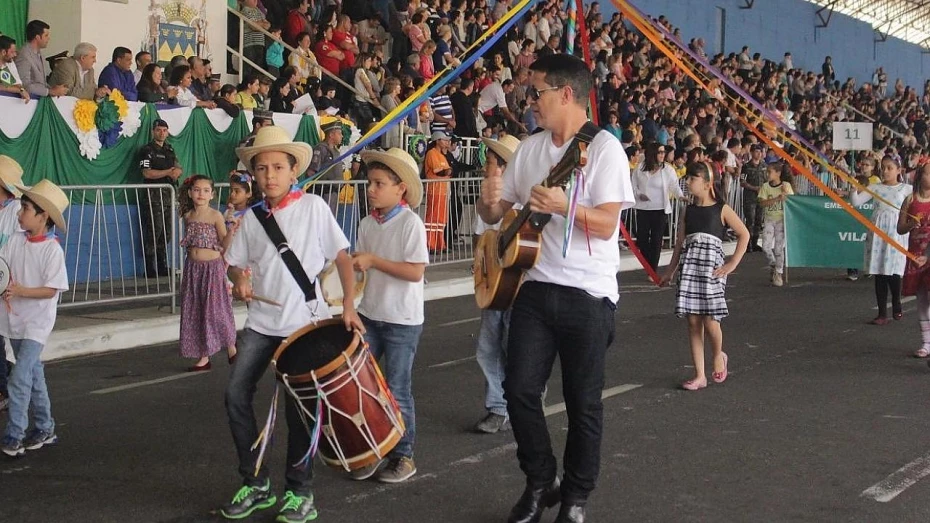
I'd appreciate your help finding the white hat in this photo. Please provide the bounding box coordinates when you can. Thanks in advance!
[430,130,452,142]
[17,179,69,233]
[0,156,24,197]
[481,135,522,164]
[235,126,312,175]
[359,148,423,208]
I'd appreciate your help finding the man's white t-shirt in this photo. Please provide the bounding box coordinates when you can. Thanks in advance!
[225,194,349,337]
[0,233,69,344]
[356,209,429,325]
[477,81,507,114]
[502,129,634,304]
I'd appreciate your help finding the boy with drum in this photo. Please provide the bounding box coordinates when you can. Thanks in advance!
[221,126,363,522]
[0,156,24,412]
[0,180,69,457]
[349,148,428,483]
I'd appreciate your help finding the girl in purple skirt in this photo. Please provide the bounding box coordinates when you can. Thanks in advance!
[179,175,237,371]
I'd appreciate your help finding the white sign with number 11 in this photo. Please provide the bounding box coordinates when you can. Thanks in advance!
[832,122,873,151]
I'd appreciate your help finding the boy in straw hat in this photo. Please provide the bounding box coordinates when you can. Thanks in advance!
[0,180,69,458]
[349,147,428,483]
[0,155,24,412]
[221,125,363,522]
[472,135,521,435]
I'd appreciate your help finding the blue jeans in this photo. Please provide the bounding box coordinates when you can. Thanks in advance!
[361,315,423,459]
[5,339,54,441]
[225,329,312,495]
[504,282,616,503]
[476,309,510,416]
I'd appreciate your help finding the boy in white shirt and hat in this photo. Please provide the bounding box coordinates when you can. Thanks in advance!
[0,155,24,412]
[0,180,69,457]
[349,147,428,483]
[220,125,363,522]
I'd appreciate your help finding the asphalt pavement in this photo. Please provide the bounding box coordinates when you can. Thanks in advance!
[3,253,930,523]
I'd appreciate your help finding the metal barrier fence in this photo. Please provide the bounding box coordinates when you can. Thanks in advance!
[58,175,763,310]
[59,184,177,310]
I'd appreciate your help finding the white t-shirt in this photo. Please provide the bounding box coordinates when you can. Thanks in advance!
[225,194,350,337]
[356,209,429,325]
[0,199,22,249]
[477,81,507,114]
[631,164,683,213]
[502,129,634,303]
[0,233,69,344]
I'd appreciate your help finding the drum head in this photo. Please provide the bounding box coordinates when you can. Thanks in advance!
[0,257,11,294]
[275,319,358,377]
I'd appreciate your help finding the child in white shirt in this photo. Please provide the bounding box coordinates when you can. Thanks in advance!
[351,147,428,484]
[0,180,69,457]
[0,155,24,411]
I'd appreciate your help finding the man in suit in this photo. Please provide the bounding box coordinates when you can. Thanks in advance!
[14,20,66,98]
[48,42,110,100]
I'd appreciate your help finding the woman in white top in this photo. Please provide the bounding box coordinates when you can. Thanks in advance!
[354,53,383,134]
[168,65,216,110]
[288,31,321,87]
[631,141,685,271]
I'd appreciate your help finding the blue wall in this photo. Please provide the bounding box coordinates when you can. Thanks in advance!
[602,0,930,90]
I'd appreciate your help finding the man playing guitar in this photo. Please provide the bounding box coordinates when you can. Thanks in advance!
[477,54,634,523]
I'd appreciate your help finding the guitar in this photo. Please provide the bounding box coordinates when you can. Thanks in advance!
[474,139,590,310]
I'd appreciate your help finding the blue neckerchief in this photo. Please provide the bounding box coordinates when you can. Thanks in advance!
[25,230,59,243]
[372,202,407,224]
[0,197,15,209]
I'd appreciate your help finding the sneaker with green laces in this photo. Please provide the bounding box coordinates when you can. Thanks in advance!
[220,480,277,520]
[276,491,318,523]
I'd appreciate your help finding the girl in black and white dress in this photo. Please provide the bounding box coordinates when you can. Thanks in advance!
[661,162,750,391]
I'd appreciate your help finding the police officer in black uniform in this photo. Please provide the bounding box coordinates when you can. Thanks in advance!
[137,119,182,277]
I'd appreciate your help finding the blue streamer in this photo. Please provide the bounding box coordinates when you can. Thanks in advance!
[297,0,539,190]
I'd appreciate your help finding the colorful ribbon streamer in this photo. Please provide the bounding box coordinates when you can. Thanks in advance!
[618,220,661,285]
[298,0,539,190]
[611,0,916,262]
[564,0,576,55]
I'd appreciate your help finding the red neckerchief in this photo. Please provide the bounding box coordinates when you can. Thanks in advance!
[25,231,59,243]
[258,188,303,216]
[371,200,408,224]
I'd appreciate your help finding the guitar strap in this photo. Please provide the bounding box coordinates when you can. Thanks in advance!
[252,207,318,302]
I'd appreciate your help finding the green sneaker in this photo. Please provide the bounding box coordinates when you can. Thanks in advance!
[220,480,277,520]
[276,491,318,523]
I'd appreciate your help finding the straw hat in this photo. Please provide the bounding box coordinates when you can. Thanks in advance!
[0,156,24,197]
[360,148,423,208]
[16,180,69,232]
[235,125,312,175]
[481,135,522,164]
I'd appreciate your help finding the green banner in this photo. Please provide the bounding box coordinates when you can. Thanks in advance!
[0,98,320,186]
[0,0,28,47]
[784,195,875,269]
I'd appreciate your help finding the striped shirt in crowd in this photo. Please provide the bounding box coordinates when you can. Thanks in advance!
[430,94,453,134]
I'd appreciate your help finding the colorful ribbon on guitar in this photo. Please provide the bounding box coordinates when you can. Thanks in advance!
[298,0,538,190]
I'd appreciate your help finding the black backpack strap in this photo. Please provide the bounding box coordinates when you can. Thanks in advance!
[252,207,317,302]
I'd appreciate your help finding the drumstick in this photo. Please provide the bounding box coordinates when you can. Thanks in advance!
[250,295,282,307]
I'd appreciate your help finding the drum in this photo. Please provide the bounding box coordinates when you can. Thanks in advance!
[0,257,11,295]
[272,319,404,471]
[319,262,366,308]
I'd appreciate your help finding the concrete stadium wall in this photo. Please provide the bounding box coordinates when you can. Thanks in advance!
[603,0,930,90]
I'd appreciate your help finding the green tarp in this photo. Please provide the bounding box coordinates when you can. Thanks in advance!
[0,0,28,47]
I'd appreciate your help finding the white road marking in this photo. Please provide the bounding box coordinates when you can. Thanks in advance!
[90,372,206,395]
[344,383,642,504]
[872,296,916,310]
[861,451,930,502]
[543,384,642,416]
[428,355,477,369]
[437,317,481,327]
